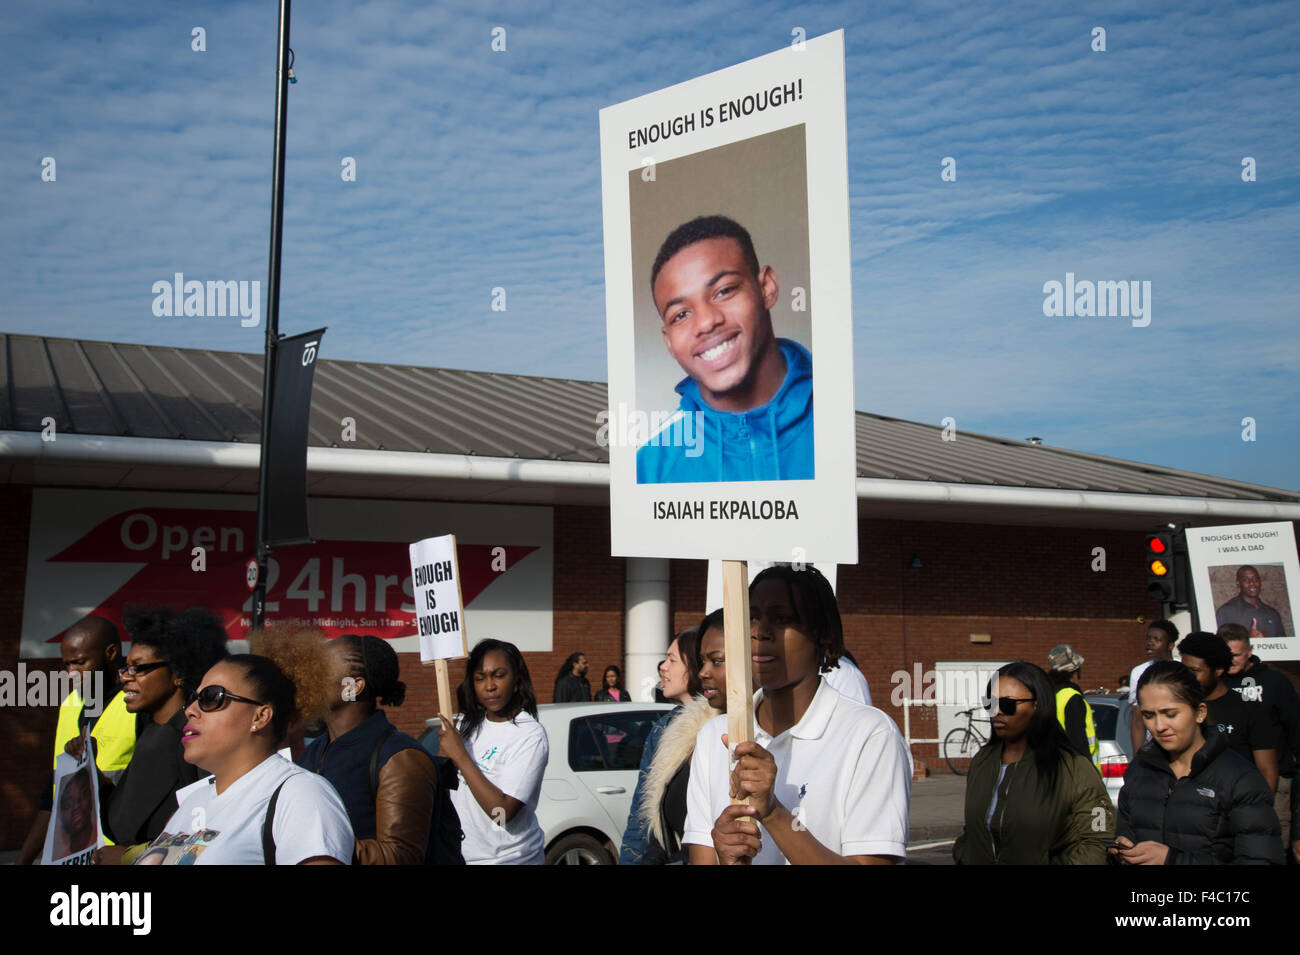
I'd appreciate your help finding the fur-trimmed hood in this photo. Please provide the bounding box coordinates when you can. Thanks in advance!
[638,699,718,850]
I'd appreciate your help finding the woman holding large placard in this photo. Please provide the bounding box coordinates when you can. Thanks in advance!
[684,565,912,864]
[437,638,550,864]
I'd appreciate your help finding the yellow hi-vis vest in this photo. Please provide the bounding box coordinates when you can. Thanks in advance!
[1055,685,1099,769]
[53,687,136,774]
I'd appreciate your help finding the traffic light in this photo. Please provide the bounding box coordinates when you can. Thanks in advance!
[1145,532,1175,602]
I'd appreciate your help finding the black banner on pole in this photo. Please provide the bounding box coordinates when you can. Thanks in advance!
[265,327,326,547]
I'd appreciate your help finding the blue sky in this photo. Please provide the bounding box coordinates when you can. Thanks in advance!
[3,0,1298,490]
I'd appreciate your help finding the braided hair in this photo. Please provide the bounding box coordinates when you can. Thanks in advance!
[335,633,407,708]
[749,564,847,673]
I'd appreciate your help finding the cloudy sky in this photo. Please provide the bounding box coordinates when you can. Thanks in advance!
[3,0,1297,489]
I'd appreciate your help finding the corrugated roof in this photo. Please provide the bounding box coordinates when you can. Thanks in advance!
[3,332,1296,503]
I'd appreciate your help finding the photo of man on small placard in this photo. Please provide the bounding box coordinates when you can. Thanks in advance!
[1211,563,1293,638]
[50,765,98,862]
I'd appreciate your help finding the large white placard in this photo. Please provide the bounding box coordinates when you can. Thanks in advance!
[599,30,858,563]
[1184,522,1299,661]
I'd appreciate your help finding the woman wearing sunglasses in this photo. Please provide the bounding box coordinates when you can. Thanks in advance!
[134,653,353,865]
[88,606,226,864]
[1111,660,1281,865]
[954,661,1114,864]
[685,565,913,865]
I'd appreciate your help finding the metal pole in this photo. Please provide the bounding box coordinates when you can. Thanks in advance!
[252,0,292,630]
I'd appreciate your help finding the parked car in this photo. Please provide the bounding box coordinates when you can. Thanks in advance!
[419,701,673,865]
[1085,693,1135,805]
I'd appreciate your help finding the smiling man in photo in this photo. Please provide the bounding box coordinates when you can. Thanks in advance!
[1216,565,1286,639]
[636,215,814,484]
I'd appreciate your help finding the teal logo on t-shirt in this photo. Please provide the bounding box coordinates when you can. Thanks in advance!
[474,745,500,773]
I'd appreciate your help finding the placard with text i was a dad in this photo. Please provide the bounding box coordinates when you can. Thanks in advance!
[599,31,857,563]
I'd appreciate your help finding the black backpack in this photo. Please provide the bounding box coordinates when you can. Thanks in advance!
[262,735,465,865]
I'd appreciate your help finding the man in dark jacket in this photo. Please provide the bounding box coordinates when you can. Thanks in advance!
[1221,623,1300,861]
[553,653,591,703]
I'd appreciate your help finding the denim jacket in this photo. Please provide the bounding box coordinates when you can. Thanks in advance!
[618,707,679,865]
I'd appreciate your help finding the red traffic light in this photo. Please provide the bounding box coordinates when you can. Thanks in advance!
[1146,536,1167,554]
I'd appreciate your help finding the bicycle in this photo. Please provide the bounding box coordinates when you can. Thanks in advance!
[943,707,990,776]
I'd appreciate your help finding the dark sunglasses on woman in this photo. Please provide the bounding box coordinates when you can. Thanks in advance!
[187,685,264,712]
[983,695,1035,716]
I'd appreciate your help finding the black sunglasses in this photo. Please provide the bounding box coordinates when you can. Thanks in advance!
[983,695,1035,716]
[188,684,264,712]
[119,660,169,678]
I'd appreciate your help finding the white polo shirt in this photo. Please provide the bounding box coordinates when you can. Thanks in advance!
[683,680,910,864]
[824,655,872,706]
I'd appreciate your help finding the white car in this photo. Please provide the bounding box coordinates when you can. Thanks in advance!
[1085,693,1135,806]
[422,701,673,865]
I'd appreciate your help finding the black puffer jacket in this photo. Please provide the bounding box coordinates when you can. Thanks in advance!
[1116,727,1282,864]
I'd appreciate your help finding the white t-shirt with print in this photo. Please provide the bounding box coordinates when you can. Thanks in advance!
[451,712,550,865]
[683,680,910,865]
[136,754,353,865]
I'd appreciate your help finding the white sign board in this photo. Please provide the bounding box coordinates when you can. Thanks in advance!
[1184,522,1299,661]
[599,30,858,564]
[43,724,107,865]
[409,534,469,662]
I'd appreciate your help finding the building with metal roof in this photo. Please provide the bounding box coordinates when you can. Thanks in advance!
[3,332,1297,529]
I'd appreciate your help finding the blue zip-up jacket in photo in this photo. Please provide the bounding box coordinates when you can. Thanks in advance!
[636,337,814,484]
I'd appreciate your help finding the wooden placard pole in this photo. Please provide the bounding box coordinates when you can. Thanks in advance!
[434,658,454,720]
[722,559,753,807]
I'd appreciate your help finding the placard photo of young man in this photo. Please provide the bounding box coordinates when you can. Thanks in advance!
[1210,562,1294,638]
[629,125,813,485]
